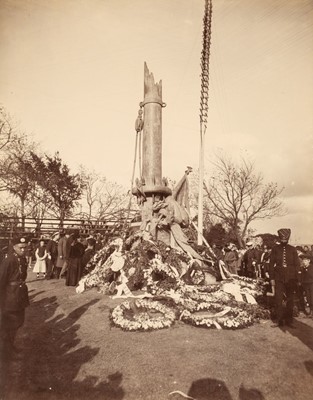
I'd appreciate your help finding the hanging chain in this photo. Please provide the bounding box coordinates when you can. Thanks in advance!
[200,0,213,132]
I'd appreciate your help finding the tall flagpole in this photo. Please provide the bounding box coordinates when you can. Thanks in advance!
[198,0,213,245]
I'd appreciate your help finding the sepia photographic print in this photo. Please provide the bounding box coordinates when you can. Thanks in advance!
[0,1,312,399]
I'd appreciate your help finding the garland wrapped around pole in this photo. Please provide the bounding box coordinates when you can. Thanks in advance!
[198,0,213,245]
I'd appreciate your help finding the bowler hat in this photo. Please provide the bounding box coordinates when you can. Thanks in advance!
[299,253,312,260]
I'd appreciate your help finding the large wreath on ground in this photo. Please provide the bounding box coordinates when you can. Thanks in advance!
[111,299,176,331]
[179,302,254,330]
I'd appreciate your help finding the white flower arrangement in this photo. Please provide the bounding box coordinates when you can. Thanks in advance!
[143,258,184,295]
[111,299,176,331]
[180,287,233,307]
[180,302,254,330]
[196,284,222,293]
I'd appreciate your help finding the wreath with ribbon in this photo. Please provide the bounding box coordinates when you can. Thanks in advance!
[111,299,176,331]
[179,302,254,330]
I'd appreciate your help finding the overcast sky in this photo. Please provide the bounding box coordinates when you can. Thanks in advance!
[1,0,312,243]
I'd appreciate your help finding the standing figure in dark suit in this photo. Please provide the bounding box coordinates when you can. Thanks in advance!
[56,230,67,278]
[242,242,260,278]
[269,228,300,327]
[46,234,58,279]
[65,234,85,287]
[60,230,75,278]
[0,237,29,357]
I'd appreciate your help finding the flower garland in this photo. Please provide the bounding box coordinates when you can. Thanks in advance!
[194,284,222,293]
[79,259,115,290]
[191,269,205,285]
[230,276,265,290]
[111,299,176,331]
[229,276,266,298]
[144,258,183,295]
[79,235,270,331]
[84,244,116,274]
[180,302,254,330]
[180,289,234,308]
[230,275,257,284]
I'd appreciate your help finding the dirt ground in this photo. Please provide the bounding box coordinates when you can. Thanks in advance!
[2,271,313,400]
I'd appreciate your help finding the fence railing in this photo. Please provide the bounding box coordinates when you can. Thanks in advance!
[0,211,140,241]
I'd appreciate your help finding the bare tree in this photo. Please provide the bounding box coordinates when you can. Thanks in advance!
[0,107,14,151]
[0,108,25,192]
[78,166,128,222]
[203,154,285,248]
[79,167,107,219]
[97,180,128,222]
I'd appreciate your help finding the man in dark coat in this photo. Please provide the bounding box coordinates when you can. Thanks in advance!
[60,230,76,278]
[45,235,58,279]
[269,228,300,327]
[56,230,67,278]
[81,237,96,276]
[65,234,85,287]
[242,242,260,278]
[0,237,29,358]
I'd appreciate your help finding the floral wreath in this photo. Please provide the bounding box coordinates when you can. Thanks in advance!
[111,299,176,331]
[180,289,234,309]
[179,302,254,330]
[196,284,222,293]
[144,258,183,295]
[229,276,266,298]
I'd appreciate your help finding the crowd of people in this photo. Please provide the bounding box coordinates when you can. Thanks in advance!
[21,227,313,326]
[213,241,313,281]
[24,230,106,286]
[216,231,313,325]
[0,226,312,373]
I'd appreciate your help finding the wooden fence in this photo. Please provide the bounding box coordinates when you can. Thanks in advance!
[0,211,140,245]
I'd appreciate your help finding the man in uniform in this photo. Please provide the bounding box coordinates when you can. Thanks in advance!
[269,228,300,327]
[0,237,29,358]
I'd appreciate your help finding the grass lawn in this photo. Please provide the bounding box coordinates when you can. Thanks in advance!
[3,272,313,400]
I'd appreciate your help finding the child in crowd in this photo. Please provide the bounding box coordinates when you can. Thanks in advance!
[25,241,34,269]
[299,253,313,316]
[33,239,48,279]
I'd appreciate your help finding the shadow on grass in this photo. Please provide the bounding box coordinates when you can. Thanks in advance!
[187,378,232,400]
[28,290,46,300]
[279,319,313,351]
[169,378,265,400]
[4,294,125,400]
[185,378,265,400]
[238,385,265,400]
[304,360,313,376]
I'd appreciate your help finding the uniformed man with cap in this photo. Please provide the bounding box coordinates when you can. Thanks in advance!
[269,228,300,327]
[0,237,29,358]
